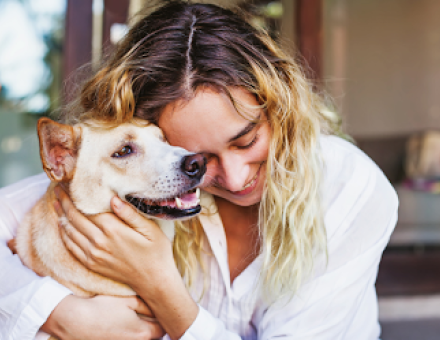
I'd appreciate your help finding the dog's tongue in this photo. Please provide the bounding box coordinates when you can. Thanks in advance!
[154,189,200,209]
[179,192,198,204]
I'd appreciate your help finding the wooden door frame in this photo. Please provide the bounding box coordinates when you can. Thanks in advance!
[62,0,130,103]
[295,0,323,83]
[63,0,93,103]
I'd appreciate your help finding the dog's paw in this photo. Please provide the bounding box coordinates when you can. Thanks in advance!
[7,238,17,254]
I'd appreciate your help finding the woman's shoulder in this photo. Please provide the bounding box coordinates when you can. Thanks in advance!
[319,134,398,239]
[319,134,376,172]
[319,134,380,201]
[319,134,392,201]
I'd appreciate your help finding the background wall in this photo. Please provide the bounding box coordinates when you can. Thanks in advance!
[324,0,440,138]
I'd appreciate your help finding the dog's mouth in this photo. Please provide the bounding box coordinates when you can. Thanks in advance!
[125,188,201,219]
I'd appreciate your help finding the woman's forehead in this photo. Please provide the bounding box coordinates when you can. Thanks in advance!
[157,88,260,151]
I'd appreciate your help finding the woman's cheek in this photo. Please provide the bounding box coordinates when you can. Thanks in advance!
[254,129,270,162]
[200,161,218,188]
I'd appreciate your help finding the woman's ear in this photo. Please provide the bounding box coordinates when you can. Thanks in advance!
[37,117,81,182]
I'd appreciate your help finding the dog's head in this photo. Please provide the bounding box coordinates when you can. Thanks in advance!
[38,117,206,220]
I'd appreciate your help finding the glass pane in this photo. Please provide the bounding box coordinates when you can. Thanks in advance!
[0,0,66,186]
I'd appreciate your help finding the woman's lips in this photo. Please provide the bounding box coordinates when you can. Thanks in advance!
[231,165,262,196]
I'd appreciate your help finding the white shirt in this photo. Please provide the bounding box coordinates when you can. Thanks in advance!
[0,135,398,340]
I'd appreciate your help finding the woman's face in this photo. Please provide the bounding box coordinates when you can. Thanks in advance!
[158,87,270,207]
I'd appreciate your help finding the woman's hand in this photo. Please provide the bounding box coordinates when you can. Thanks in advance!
[54,186,200,340]
[54,186,176,288]
[41,294,165,340]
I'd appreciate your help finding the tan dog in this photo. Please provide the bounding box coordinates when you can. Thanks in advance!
[10,117,206,300]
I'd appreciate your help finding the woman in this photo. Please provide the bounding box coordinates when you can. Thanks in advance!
[0,1,398,339]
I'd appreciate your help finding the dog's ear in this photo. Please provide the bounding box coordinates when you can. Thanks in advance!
[38,117,81,182]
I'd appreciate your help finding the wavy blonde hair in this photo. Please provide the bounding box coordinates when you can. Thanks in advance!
[63,0,344,300]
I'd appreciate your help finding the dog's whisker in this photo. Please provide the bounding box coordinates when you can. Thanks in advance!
[202,175,224,190]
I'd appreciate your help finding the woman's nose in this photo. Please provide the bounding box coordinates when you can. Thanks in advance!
[217,155,249,192]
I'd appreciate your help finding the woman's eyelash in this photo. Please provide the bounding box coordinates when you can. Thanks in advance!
[237,134,259,150]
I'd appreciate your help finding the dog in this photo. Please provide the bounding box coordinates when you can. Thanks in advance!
[9,117,206,301]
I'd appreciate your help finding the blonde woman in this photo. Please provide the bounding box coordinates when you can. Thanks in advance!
[0,1,398,339]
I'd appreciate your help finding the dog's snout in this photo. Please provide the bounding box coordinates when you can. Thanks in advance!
[181,154,206,179]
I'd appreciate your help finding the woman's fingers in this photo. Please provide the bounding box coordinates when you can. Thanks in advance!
[146,320,166,339]
[126,296,156,320]
[59,223,91,266]
[54,186,104,243]
[110,196,159,238]
[98,296,165,339]
[54,186,110,269]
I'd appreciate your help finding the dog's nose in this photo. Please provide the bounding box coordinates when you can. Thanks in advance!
[181,154,207,179]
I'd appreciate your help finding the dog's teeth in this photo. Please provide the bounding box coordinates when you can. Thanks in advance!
[196,188,200,198]
[175,197,182,208]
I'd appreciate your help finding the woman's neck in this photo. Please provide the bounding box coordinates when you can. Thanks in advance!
[214,196,261,283]
[214,197,259,235]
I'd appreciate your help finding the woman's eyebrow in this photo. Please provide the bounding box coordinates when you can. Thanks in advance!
[228,122,257,143]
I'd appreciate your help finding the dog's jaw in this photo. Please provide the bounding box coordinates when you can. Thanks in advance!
[154,219,175,241]
[125,188,201,220]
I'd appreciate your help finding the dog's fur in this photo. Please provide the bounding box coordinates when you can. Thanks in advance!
[11,118,204,299]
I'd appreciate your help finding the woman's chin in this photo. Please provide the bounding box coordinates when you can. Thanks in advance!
[205,186,264,207]
[204,166,266,207]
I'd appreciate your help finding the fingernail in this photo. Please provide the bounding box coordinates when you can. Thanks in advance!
[112,196,123,210]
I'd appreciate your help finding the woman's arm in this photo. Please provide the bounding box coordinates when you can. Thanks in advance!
[0,174,72,339]
[0,174,164,340]
[41,294,165,340]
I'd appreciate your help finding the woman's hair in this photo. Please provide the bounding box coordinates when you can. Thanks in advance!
[64,0,344,300]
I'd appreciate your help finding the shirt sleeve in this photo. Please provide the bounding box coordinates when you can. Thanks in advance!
[0,173,72,340]
[256,144,399,340]
[179,305,242,340]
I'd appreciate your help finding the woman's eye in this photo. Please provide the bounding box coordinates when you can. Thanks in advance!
[112,145,133,158]
[236,134,259,150]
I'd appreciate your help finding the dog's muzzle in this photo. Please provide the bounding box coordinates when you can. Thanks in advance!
[126,153,207,220]
[126,188,201,219]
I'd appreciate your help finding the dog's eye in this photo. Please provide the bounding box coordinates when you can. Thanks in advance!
[112,145,133,158]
